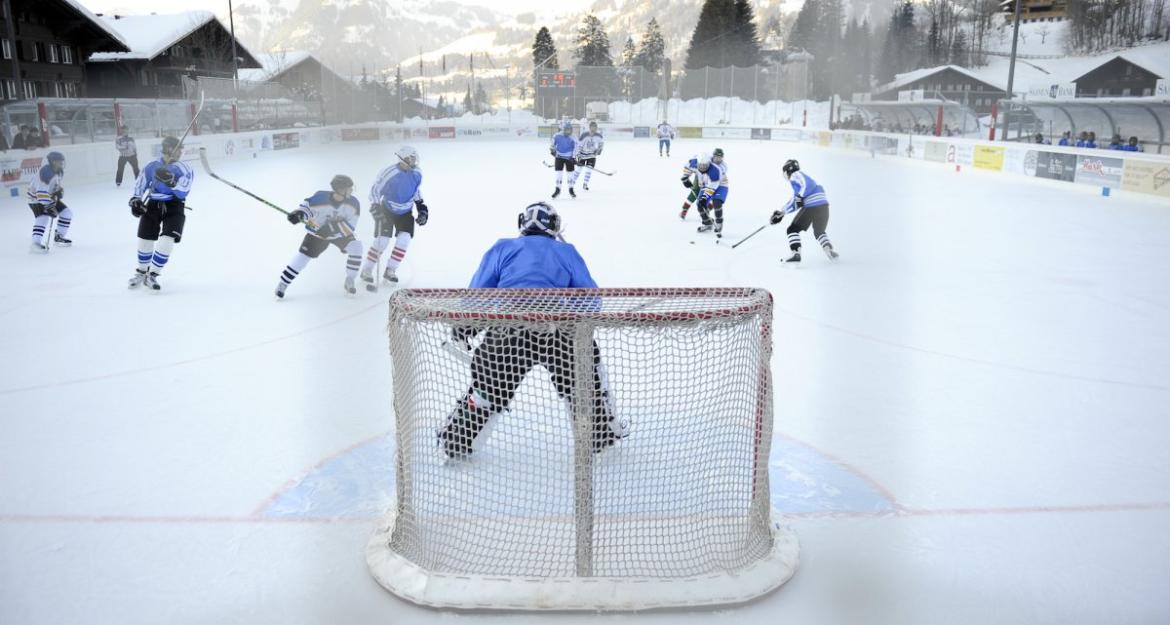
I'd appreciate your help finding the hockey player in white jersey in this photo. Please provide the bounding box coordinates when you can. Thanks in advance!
[275,175,364,298]
[695,148,730,238]
[26,152,71,252]
[570,120,604,191]
[656,121,675,156]
[361,146,427,288]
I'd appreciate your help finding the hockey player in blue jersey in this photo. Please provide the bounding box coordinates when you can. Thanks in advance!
[549,121,578,198]
[770,159,838,264]
[570,120,604,191]
[26,151,70,252]
[437,201,627,459]
[695,149,730,238]
[128,136,193,291]
[275,175,363,298]
[361,146,426,288]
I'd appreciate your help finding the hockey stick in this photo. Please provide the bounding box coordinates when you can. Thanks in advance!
[198,148,292,216]
[542,160,615,176]
[730,224,769,249]
[174,91,205,155]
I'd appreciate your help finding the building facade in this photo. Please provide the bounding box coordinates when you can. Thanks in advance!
[1,0,128,101]
[86,12,259,99]
[1073,57,1163,98]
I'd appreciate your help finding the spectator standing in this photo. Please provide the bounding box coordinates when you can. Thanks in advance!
[115,126,139,187]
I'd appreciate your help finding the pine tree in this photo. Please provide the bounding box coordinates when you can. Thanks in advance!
[684,0,734,69]
[730,0,761,67]
[533,26,559,71]
[574,14,614,66]
[621,36,637,65]
[927,17,942,66]
[789,0,819,52]
[950,29,968,66]
[463,85,473,113]
[474,83,489,114]
[633,17,666,73]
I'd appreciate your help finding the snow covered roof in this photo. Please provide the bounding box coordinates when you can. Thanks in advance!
[56,0,130,53]
[876,65,1007,95]
[89,11,259,66]
[237,52,314,82]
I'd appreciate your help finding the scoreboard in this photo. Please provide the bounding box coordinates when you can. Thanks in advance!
[538,71,576,93]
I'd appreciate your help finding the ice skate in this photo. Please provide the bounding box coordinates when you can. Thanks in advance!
[144,271,161,291]
[680,207,689,220]
[583,183,589,191]
[275,281,288,299]
[128,269,147,289]
[714,223,723,239]
[382,268,399,285]
[551,187,561,199]
[696,223,713,233]
[823,245,840,262]
[568,187,576,198]
[782,251,802,265]
[53,233,72,247]
[29,240,49,253]
[343,276,356,295]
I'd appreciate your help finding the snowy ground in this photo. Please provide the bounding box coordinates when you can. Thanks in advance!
[2,138,1169,624]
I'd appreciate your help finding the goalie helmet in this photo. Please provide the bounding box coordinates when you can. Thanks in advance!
[395,145,419,169]
[517,201,562,237]
[330,174,354,193]
[782,159,800,177]
[161,136,181,162]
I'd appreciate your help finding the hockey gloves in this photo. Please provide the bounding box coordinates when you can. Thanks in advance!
[287,210,305,225]
[681,176,693,189]
[153,167,177,187]
[129,196,146,217]
[795,197,805,210]
[415,201,429,226]
[770,211,784,225]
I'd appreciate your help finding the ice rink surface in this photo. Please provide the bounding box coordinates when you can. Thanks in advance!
[2,136,1169,624]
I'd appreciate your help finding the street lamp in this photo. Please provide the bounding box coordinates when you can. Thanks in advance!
[1000,0,1022,141]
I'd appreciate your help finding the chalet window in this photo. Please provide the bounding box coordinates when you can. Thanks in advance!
[23,81,36,99]
[48,44,59,64]
[62,46,73,64]
[1122,88,1131,96]
[1,39,9,60]
[32,42,45,63]
[65,82,78,97]
[1,80,11,100]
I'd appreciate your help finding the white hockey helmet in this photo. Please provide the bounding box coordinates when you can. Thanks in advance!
[518,201,562,237]
[395,145,419,169]
[697,155,711,172]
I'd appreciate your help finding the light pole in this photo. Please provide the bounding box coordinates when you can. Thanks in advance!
[228,0,240,98]
[1002,0,1022,141]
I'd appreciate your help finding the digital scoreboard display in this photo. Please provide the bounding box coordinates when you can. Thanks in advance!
[538,71,576,91]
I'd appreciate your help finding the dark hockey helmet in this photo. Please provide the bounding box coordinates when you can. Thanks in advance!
[161,136,181,162]
[561,121,573,133]
[712,147,724,160]
[330,174,355,193]
[588,120,598,129]
[46,151,65,162]
[782,159,800,177]
[518,201,562,237]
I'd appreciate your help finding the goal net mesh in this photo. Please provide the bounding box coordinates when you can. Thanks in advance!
[370,287,795,608]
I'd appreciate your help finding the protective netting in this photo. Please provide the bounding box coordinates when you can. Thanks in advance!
[369,287,797,609]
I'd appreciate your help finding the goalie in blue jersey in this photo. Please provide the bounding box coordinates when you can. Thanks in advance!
[438,201,628,459]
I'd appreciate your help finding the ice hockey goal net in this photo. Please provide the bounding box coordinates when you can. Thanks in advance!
[367,287,798,610]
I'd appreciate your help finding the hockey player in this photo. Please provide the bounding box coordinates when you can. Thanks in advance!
[439,201,627,459]
[678,153,704,220]
[275,175,363,298]
[570,120,604,191]
[361,146,426,288]
[128,136,192,291]
[695,151,730,239]
[26,151,71,252]
[770,159,838,264]
[656,120,675,156]
[549,121,578,198]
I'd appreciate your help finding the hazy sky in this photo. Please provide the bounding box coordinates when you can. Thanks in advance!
[81,0,598,18]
